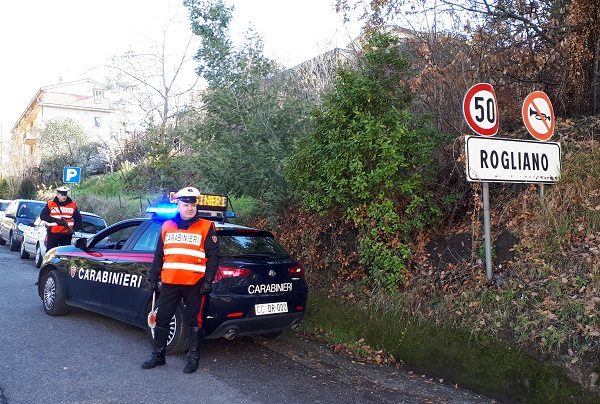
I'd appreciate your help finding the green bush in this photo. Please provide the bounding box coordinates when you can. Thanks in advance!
[288,31,446,292]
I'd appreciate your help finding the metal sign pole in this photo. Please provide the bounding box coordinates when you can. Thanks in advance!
[482,182,493,281]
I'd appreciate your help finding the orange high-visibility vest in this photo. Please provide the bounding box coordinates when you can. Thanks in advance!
[160,219,214,285]
[47,201,77,234]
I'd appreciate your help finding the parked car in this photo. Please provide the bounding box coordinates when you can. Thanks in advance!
[20,211,108,268]
[37,195,308,354]
[0,199,11,221]
[0,199,46,251]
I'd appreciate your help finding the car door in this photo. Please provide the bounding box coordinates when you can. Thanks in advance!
[65,219,146,319]
[0,200,17,242]
[22,216,45,255]
[105,220,162,322]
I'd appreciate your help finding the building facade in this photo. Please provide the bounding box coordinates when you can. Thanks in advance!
[10,79,117,166]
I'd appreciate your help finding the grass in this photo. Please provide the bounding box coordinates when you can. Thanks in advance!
[301,294,600,403]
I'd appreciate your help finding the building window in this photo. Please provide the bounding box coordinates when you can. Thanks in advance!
[94,117,101,127]
[94,89,103,103]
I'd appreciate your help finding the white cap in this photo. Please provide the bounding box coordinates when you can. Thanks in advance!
[56,186,69,192]
[175,187,200,203]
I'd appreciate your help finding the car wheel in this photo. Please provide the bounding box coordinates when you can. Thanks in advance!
[147,303,188,354]
[0,237,5,245]
[19,240,30,259]
[260,331,287,340]
[9,232,19,252]
[42,271,70,316]
[35,244,43,268]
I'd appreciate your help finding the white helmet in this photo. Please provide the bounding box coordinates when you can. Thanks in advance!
[174,187,200,203]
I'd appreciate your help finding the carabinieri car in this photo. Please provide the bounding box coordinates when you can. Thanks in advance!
[36,194,308,354]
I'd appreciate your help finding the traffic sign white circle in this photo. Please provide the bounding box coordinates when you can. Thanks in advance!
[522,91,555,141]
[462,83,499,136]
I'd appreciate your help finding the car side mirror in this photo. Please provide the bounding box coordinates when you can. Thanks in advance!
[6,213,15,219]
[74,238,88,250]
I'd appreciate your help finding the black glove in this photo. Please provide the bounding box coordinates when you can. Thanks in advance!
[200,280,213,295]
[149,280,159,293]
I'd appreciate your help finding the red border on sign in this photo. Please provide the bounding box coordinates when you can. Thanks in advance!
[522,91,554,141]
[462,83,499,136]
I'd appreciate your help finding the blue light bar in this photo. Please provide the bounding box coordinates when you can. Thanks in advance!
[146,204,178,219]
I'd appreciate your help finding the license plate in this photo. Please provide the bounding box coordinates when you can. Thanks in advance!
[255,302,288,316]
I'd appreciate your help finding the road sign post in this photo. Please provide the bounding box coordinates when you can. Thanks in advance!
[63,167,81,197]
[462,83,499,282]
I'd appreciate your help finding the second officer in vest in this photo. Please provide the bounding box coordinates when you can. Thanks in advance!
[40,186,83,250]
[142,186,221,373]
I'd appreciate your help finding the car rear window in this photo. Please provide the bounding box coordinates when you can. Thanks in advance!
[217,230,290,261]
[80,215,107,233]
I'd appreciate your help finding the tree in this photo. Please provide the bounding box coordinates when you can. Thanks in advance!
[288,31,446,292]
[183,0,317,217]
[37,118,100,184]
[337,0,600,116]
[105,1,201,179]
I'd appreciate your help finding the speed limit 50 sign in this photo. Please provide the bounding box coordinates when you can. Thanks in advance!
[462,83,499,136]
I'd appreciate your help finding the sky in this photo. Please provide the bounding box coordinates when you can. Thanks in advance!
[0,0,363,139]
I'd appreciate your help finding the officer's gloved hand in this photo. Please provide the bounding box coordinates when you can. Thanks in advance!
[149,280,159,293]
[200,280,213,295]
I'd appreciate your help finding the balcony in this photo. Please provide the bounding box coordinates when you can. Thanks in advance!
[23,131,37,146]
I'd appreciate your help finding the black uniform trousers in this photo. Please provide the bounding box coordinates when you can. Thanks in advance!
[155,279,205,329]
[46,233,73,250]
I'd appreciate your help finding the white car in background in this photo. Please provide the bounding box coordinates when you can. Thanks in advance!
[19,211,108,268]
[0,199,11,221]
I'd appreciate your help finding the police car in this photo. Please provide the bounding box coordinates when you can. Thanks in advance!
[37,193,308,354]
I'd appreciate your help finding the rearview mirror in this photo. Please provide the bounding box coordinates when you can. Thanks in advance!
[74,238,88,250]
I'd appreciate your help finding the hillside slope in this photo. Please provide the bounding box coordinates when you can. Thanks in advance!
[276,117,600,399]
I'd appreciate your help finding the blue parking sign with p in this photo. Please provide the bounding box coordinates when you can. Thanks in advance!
[63,167,81,184]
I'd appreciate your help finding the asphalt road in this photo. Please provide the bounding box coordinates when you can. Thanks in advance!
[0,243,497,404]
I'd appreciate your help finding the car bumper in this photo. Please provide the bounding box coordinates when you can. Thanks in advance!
[204,312,304,339]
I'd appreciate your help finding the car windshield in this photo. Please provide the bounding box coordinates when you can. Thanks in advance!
[218,230,290,261]
[18,203,44,219]
[0,202,10,211]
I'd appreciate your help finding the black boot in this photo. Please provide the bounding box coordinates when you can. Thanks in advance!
[141,326,169,369]
[183,327,204,374]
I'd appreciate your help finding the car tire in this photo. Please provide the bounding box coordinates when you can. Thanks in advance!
[35,244,43,268]
[19,240,29,259]
[42,270,70,316]
[0,237,5,245]
[9,232,19,252]
[146,303,188,355]
[260,331,287,340]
